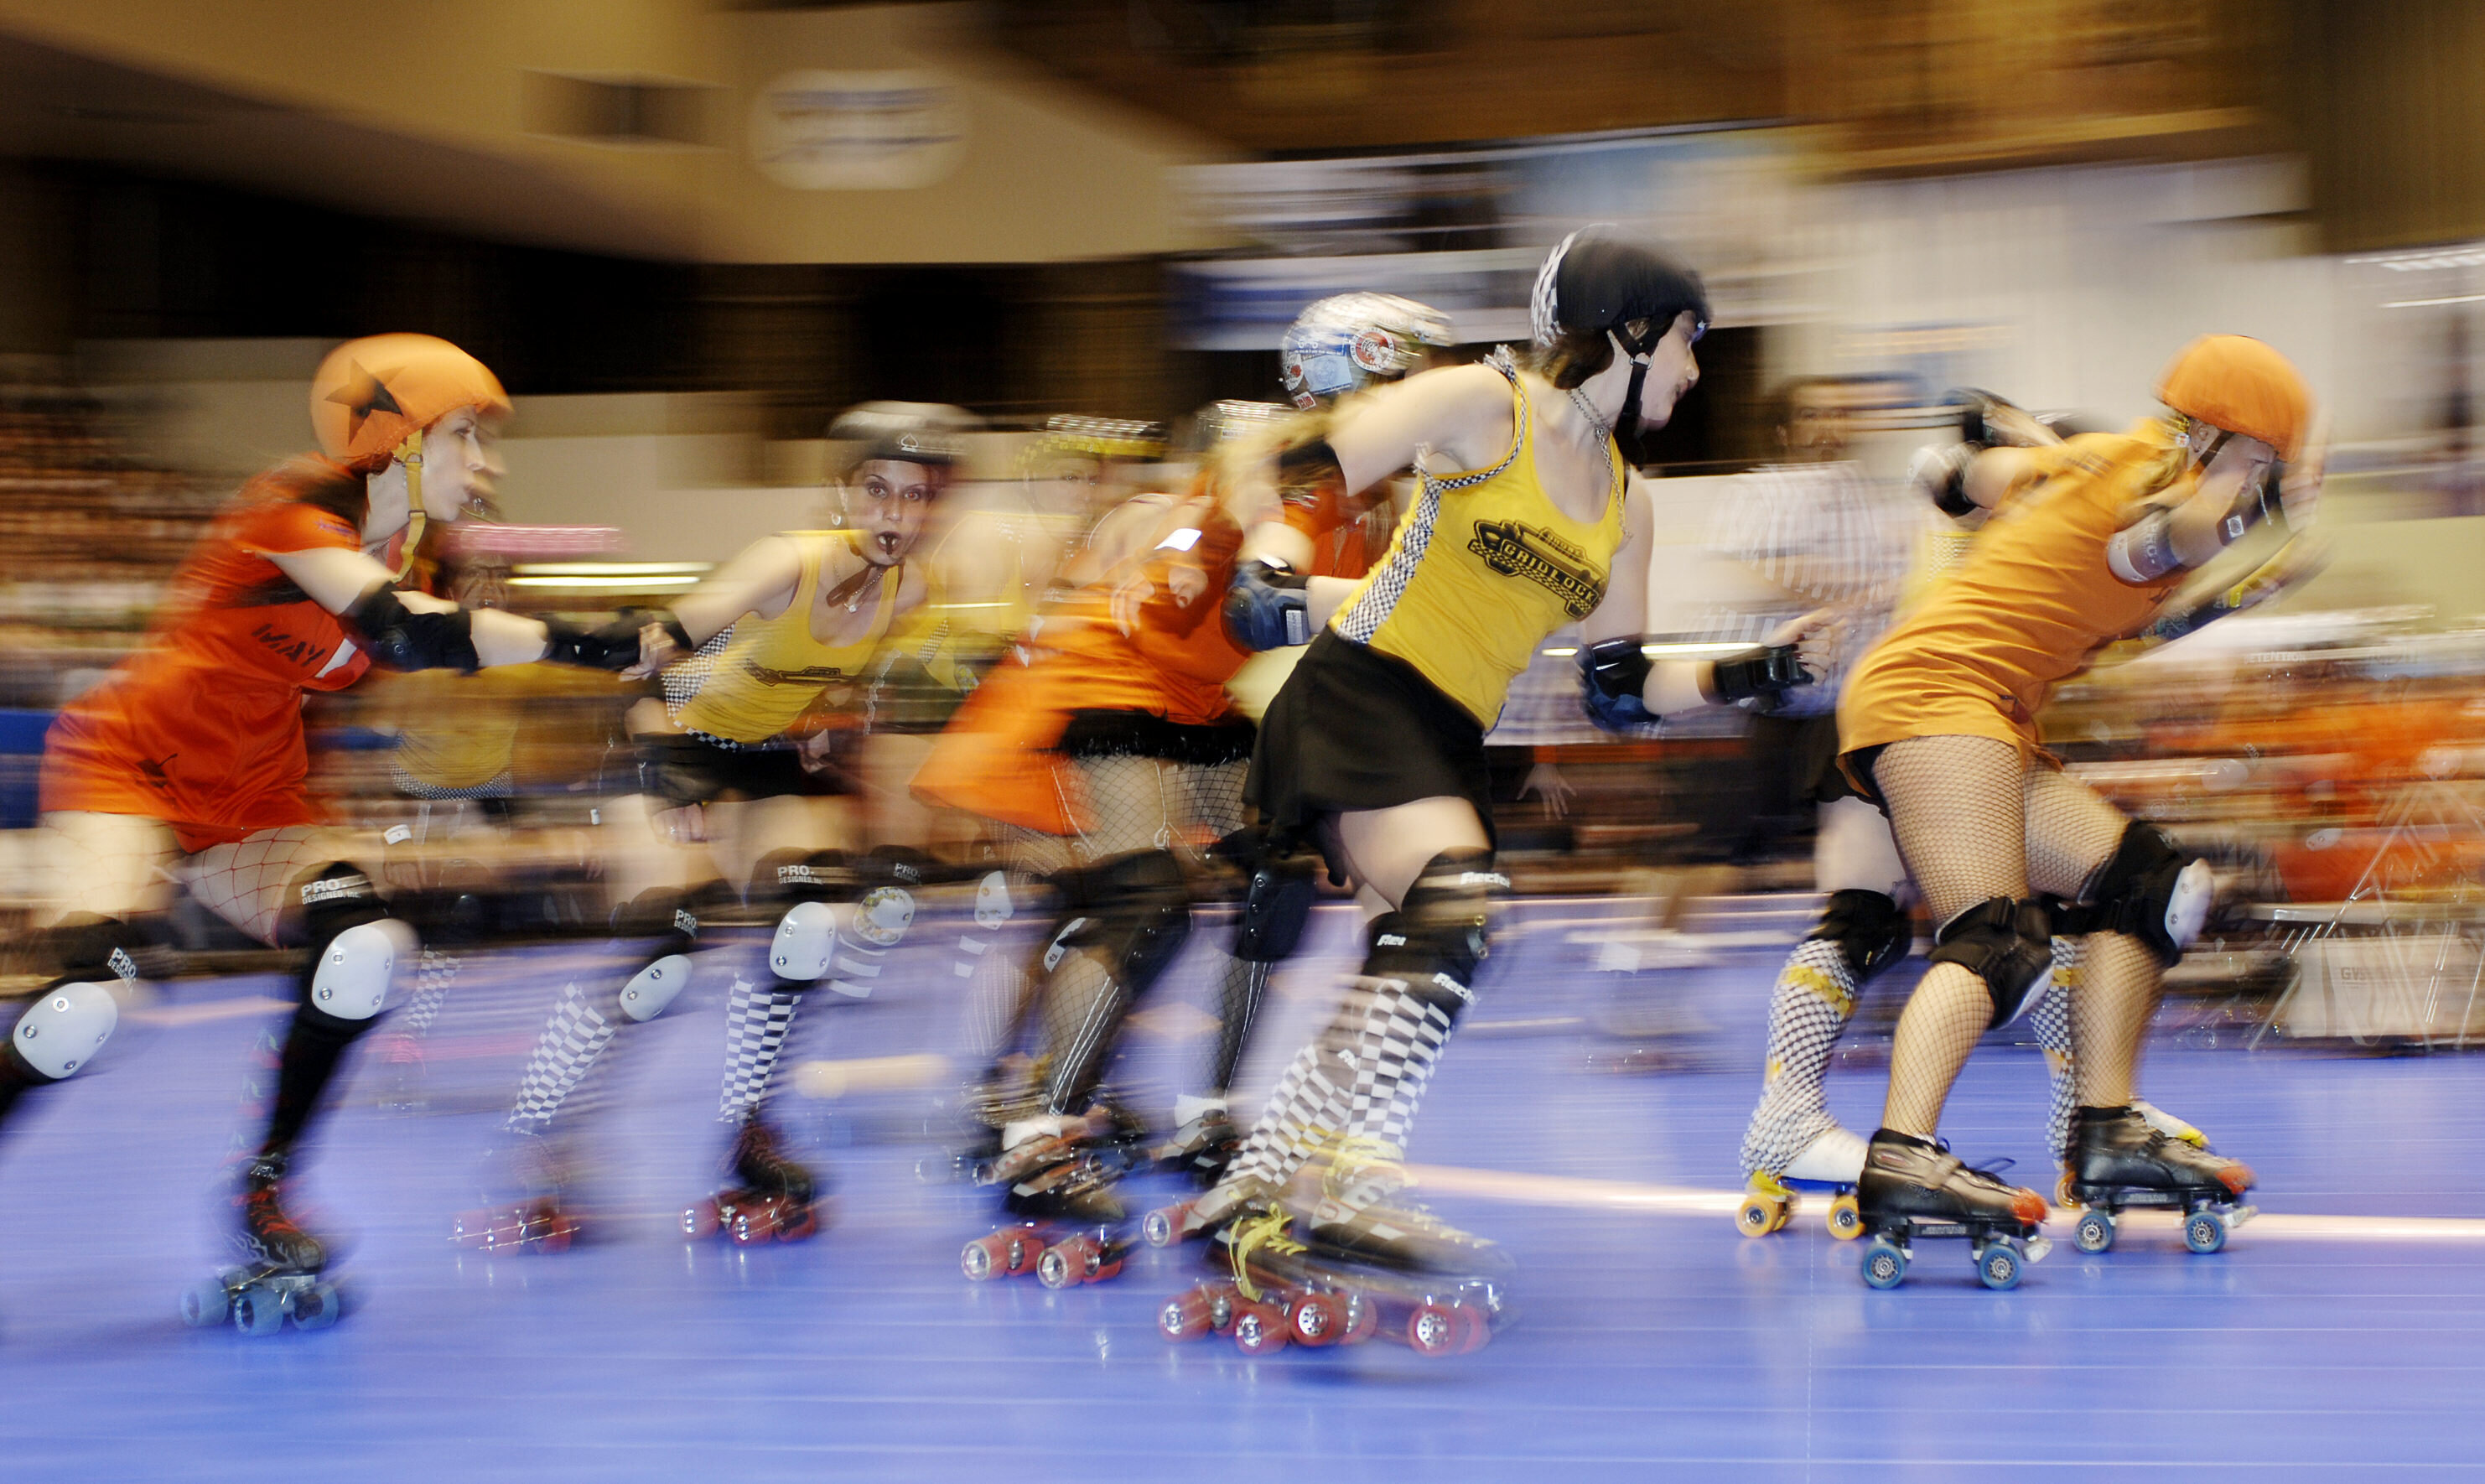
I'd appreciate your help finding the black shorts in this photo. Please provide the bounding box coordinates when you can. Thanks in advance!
[1244,630,1494,854]
[637,733,844,807]
[1747,711,1860,809]
[1060,708,1254,766]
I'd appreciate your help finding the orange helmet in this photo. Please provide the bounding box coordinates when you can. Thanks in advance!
[310,334,511,472]
[2155,335,2311,462]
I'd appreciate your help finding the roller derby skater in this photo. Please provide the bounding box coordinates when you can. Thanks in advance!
[1832,335,2321,1289]
[582,405,976,1249]
[1729,386,2206,1240]
[1174,230,1822,1319]
[0,335,648,1332]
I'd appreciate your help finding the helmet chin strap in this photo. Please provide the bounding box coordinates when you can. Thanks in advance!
[386,431,427,581]
[1614,345,1655,465]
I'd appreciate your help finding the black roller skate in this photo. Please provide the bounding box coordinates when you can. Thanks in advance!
[453,1132,585,1256]
[182,1153,350,1336]
[2065,1104,2256,1256]
[1154,1106,1242,1189]
[962,1126,1132,1290]
[684,1115,823,1247]
[1159,1197,1510,1359]
[1855,1129,2052,1291]
[1305,1137,1514,1279]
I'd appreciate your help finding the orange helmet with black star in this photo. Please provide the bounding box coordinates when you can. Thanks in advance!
[310,334,511,472]
[2156,335,2311,462]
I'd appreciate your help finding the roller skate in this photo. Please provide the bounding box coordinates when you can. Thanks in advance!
[1736,1126,1868,1241]
[2063,1104,2256,1257]
[1159,1198,1509,1358]
[2052,1098,2207,1206]
[1305,1136,1513,1279]
[453,1132,585,1255]
[1141,1166,1274,1251]
[182,1153,350,1336]
[1152,1101,1242,1189]
[961,1121,1132,1289]
[683,1114,824,1247]
[1855,1129,2051,1291]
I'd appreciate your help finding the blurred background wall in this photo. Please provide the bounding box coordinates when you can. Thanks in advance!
[2,0,2483,589]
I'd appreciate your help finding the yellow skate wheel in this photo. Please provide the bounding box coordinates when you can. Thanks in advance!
[2055,1169,2079,1209]
[1825,1193,1863,1240]
[1735,1192,1787,1238]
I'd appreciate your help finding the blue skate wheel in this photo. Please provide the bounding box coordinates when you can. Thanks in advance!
[231,1284,286,1336]
[1861,1236,1907,1289]
[291,1281,345,1331]
[2184,1208,2227,1254]
[1977,1241,2023,1290]
[180,1277,231,1329]
[2073,1208,2115,1254]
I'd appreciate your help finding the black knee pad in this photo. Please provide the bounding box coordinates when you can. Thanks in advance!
[2083,820,2213,967]
[1927,896,2054,1027]
[1232,852,1317,963]
[1809,889,1912,984]
[1365,848,1502,1004]
[1062,848,1192,995]
[753,848,851,908]
[862,844,930,894]
[286,864,405,1035]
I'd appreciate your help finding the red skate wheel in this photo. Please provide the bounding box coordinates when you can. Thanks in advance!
[962,1232,1014,1281]
[533,1212,578,1255]
[1406,1302,1460,1358]
[1232,1301,1290,1356]
[1159,1287,1215,1341]
[1088,1256,1124,1284]
[1450,1302,1491,1354]
[728,1198,780,1247]
[1002,1229,1042,1277]
[682,1199,721,1241]
[773,1204,819,1243]
[1036,1240,1086,1289]
[1290,1293,1348,1347]
[1142,1204,1187,1248]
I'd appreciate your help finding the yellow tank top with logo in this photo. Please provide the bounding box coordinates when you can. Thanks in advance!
[1331,362,1627,727]
[673,531,901,745]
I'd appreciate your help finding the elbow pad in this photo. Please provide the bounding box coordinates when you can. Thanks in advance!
[2105,509,2181,584]
[346,585,479,673]
[1910,443,1980,521]
[1222,559,1312,651]
[1709,646,1811,710]
[1576,636,1654,732]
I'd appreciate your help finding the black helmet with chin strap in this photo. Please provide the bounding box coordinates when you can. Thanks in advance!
[1530,226,1709,447]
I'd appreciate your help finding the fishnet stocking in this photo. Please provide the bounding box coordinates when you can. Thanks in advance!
[2022,765,2156,1110]
[184,827,337,947]
[1873,736,2027,1138]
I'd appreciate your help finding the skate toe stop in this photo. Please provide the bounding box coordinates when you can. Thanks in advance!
[2218,1164,2256,1196]
[2009,1189,2049,1224]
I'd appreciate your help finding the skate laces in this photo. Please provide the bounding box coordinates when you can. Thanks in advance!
[1227,1204,1304,1301]
[1320,1134,1410,1211]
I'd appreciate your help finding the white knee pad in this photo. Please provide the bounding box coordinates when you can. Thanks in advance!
[309,920,412,1021]
[973,870,1013,930]
[770,900,839,982]
[2164,858,2214,953]
[847,886,916,947]
[619,953,693,1023]
[13,981,118,1079]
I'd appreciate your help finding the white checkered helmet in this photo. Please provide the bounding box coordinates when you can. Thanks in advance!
[1279,293,1455,411]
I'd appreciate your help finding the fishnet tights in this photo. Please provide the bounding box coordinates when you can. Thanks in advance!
[1870,736,2128,1138]
[44,813,339,947]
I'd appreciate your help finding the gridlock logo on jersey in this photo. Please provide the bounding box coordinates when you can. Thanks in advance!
[1466,520,1604,619]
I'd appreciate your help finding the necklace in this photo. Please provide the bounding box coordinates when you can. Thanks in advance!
[1568,387,1616,481]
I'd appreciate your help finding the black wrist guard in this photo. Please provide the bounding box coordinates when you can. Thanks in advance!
[1710,646,1810,708]
[1577,636,1654,732]
[539,614,646,672]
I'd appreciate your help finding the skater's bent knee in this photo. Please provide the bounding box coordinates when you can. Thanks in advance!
[2081,821,2212,967]
[1810,889,1912,983]
[1927,897,2053,1026]
[306,919,413,1022]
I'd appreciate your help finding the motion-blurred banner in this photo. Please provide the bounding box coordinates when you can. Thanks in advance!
[747,70,968,192]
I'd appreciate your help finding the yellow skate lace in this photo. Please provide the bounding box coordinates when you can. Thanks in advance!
[1227,1206,1305,1303]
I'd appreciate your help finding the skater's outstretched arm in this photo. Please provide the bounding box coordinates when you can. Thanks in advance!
[267,545,642,672]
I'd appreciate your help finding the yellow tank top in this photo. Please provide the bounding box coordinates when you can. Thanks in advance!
[673,531,902,745]
[1332,363,1627,726]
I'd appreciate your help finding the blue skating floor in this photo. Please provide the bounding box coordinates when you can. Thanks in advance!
[2,892,2478,1481]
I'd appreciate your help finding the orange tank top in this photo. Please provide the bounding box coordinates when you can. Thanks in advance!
[1839,424,2191,762]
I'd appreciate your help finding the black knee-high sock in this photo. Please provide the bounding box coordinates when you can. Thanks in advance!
[259,1009,367,1160]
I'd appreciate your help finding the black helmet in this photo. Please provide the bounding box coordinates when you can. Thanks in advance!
[1530,226,1709,358]
[827,402,979,476]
